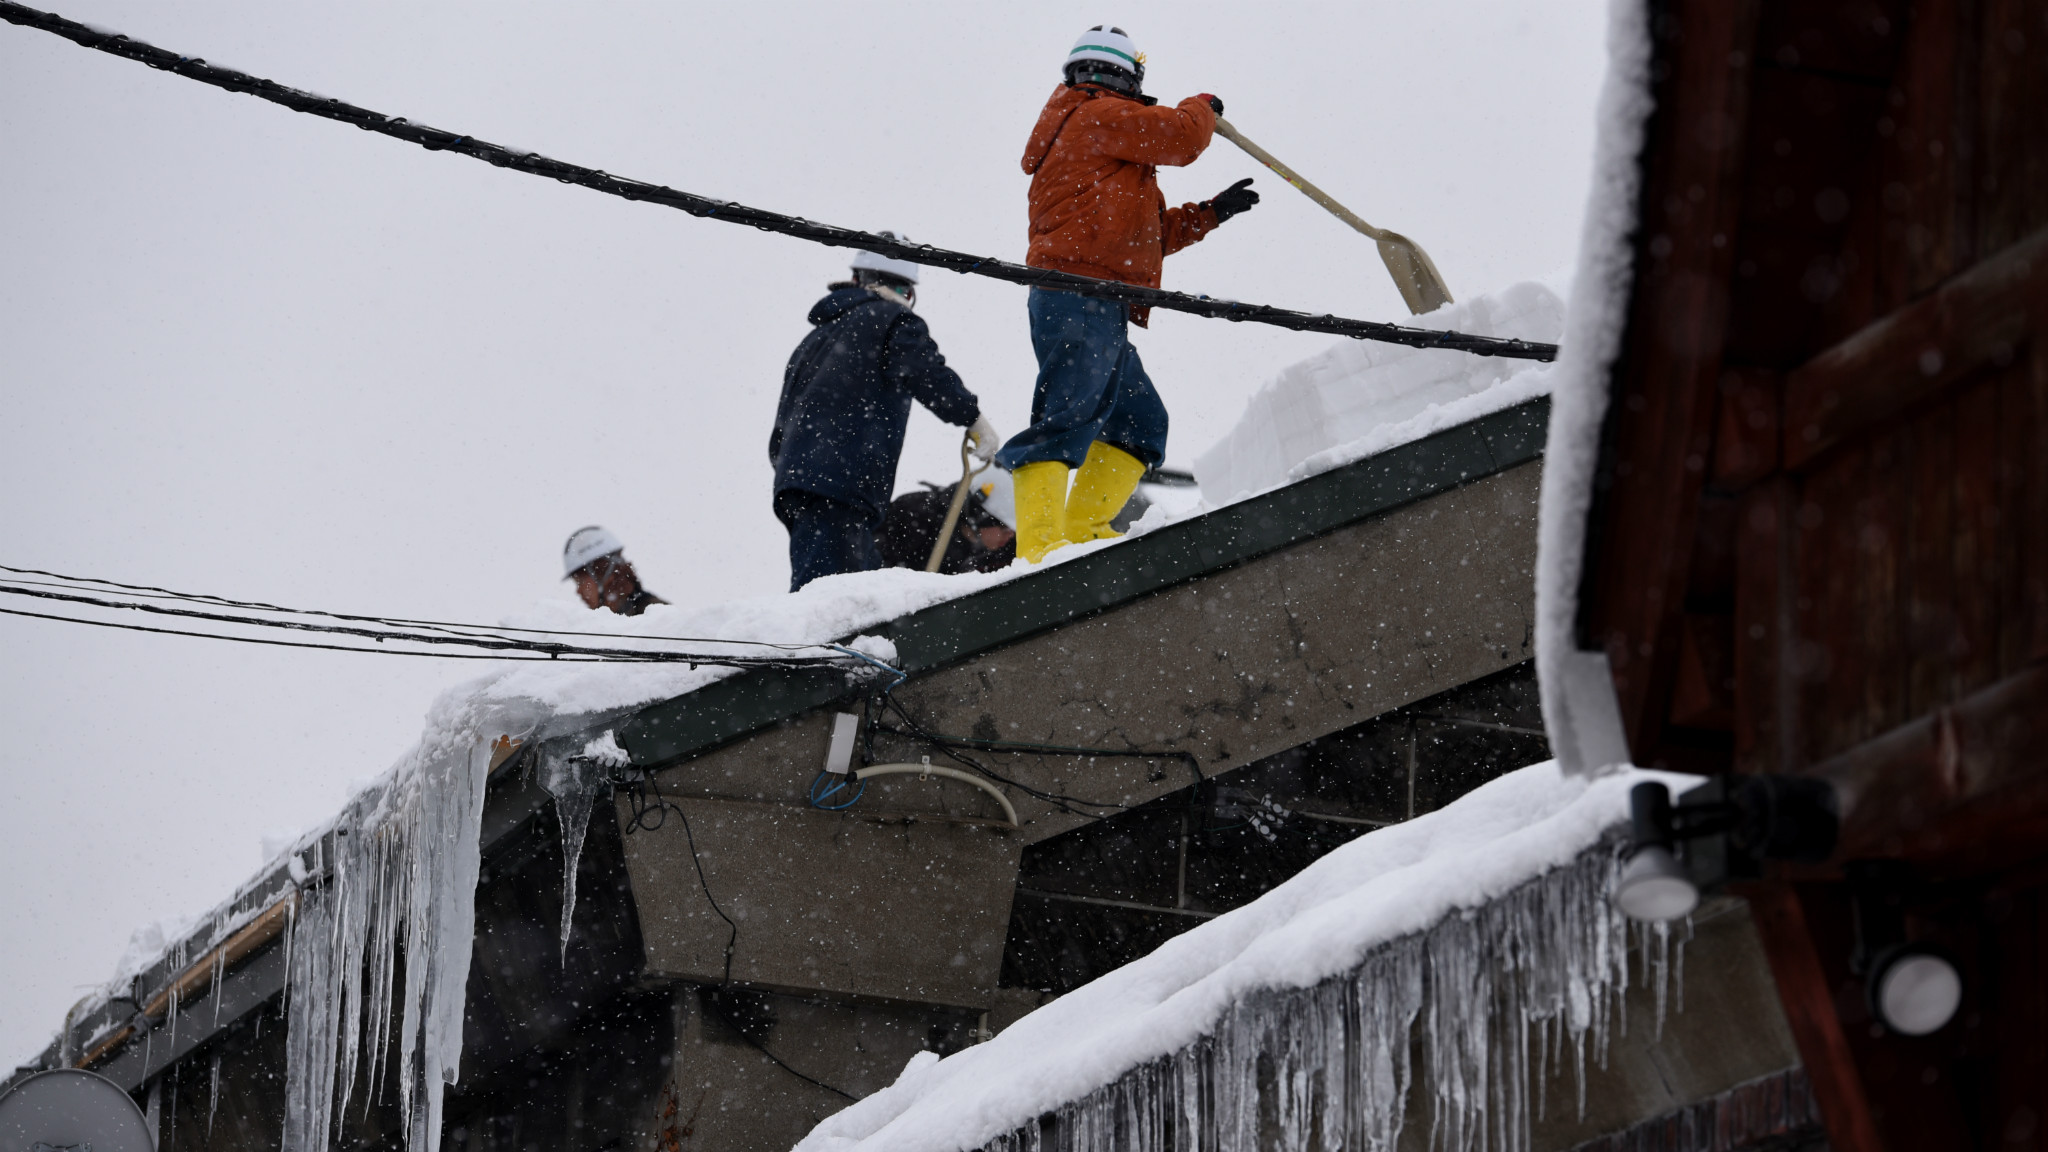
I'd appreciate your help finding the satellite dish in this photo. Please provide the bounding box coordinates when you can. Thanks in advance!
[0,1068,155,1152]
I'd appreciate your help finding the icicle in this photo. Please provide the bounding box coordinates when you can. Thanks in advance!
[211,948,227,1028]
[208,1049,222,1135]
[165,986,179,1053]
[966,832,1684,1152]
[280,697,521,1152]
[539,732,624,963]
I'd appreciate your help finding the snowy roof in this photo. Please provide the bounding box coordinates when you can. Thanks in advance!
[1194,280,1563,505]
[615,395,1548,770]
[25,383,1550,1102]
[794,761,1692,1152]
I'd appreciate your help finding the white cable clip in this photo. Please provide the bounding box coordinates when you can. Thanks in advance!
[919,755,932,780]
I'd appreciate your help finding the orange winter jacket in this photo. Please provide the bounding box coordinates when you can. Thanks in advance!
[1022,84,1220,327]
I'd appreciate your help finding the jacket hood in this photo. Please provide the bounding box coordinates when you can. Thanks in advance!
[808,285,890,326]
[1022,85,1162,176]
[1023,86,1089,176]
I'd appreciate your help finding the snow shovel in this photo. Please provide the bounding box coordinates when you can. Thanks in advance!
[925,434,988,573]
[1213,117,1454,315]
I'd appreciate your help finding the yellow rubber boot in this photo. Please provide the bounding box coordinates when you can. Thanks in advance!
[1011,460,1071,563]
[1064,441,1147,544]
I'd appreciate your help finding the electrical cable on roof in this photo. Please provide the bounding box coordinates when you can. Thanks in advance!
[810,681,1199,822]
[0,0,1560,363]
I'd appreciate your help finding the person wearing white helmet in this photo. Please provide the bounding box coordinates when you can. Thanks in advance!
[876,469,1018,574]
[561,526,666,616]
[997,27,1258,564]
[770,234,1002,591]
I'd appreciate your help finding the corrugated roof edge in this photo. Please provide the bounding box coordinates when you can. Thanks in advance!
[617,397,1550,769]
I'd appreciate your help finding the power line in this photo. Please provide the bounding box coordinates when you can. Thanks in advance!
[0,603,650,662]
[0,1,1559,363]
[0,570,896,670]
[0,563,862,652]
[0,582,814,664]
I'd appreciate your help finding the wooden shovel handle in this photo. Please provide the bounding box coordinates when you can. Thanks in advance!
[1213,117,1390,242]
[1213,117,1454,314]
[925,435,983,573]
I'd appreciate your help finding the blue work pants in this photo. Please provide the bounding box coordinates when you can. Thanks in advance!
[994,289,1168,471]
[777,489,882,592]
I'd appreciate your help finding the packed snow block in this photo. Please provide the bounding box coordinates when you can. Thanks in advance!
[617,795,1021,1009]
[1194,280,1565,504]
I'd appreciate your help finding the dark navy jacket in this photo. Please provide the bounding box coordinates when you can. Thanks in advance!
[770,286,981,520]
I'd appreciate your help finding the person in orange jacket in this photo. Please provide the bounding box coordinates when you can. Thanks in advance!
[993,26,1259,562]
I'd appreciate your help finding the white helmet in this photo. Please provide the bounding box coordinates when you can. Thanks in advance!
[975,468,1017,529]
[1065,26,1145,89]
[850,231,921,285]
[562,525,624,579]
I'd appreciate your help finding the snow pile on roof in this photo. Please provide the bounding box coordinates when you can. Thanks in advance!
[796,760,1693,1152]
[1191,280,1565,505]
[1535,0,1655,775]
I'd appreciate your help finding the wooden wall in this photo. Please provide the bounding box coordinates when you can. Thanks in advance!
[1580,0,2048,1148]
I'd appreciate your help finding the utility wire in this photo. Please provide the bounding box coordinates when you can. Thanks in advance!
[0,572,907,671]
[869,694,1136,819]
[0,582,839,666]
[0,563,868,654]
[0,1,1559,363]
[0,604,646,662]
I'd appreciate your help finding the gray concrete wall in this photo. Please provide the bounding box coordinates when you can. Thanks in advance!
[619,796,1022,1009]
[639,459,1542,849]
[649,985,975,1152]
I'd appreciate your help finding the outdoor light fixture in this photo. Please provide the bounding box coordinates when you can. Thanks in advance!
[1869,951,1963,1036]
[1615,783,1699,921]
[1614,775,1839,923]
[1851,861,1962,1037]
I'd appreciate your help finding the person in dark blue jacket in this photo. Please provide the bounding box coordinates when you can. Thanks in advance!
[770,238,1000,591]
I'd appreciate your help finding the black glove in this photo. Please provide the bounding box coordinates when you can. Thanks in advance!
[1196,93,1224,116]
[1205,177,1259,225]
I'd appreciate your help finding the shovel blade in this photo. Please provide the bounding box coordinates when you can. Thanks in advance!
[1375,233,1455,315]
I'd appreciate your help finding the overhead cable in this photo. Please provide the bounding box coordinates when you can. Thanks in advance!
[0,563,866,650]
[0,604,645,662]
[0,1,1559,363]
[0,568,891,670]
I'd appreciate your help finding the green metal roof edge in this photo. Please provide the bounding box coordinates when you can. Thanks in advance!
[618,397,1549,768]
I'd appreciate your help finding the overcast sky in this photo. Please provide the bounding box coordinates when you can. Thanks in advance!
[0,0,1607,1065]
